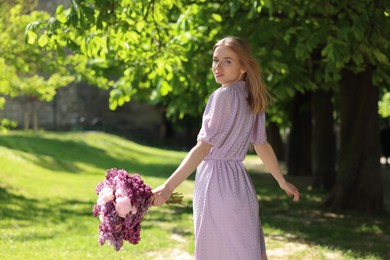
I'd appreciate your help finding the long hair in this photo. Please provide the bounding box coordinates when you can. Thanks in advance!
[213,36,270,114]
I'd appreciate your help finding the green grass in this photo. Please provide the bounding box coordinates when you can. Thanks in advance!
[0,131,389,259]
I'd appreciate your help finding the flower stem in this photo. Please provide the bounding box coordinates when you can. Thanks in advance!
[166,192,184,206]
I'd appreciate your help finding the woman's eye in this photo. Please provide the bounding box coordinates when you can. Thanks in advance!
[225,60,231,64]
[213,59,218,63]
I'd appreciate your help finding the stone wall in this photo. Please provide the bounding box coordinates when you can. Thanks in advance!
[0,83,166,143]
[37,0,70,15]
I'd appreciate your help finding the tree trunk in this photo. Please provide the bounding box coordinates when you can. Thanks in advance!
[267,121,285,161]
[325,68,386,214]
[287,91,312,176]
[312,89,336,191]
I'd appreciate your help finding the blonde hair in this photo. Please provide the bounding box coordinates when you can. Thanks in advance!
[213,36,270,114]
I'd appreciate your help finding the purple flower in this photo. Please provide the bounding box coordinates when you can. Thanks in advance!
[92,168,153,251]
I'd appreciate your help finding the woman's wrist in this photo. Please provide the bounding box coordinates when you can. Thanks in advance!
[276,177,287,187]
[163,181,175,194]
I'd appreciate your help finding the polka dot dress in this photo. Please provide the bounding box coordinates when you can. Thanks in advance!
[195,80,268,260]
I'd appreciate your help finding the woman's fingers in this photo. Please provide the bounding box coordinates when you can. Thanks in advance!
[283,182,300,202]
[293,192,300,202]
[151,192,167,206]
[151,195,162,206]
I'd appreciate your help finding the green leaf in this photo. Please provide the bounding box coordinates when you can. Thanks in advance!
[38,34,49,47]
[56,44,65,57]
[229,0,240,17]
[263,0,272,8]
[136,20,145,32]
[67,39,80,52]
[26,30,37,44]
[81,4,95,24]
[0,97,5,109]
[160,80,172,96]
[71,0,79,14]
[373,49,389,65]
[379,92,390,117]
[352,52,364,67]
[55,5,67,23]
[211,13,222,22]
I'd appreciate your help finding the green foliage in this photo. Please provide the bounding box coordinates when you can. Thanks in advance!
[225,0,390,124]
[379,92,390,118]
[0,119,17,133]
[24,0,390,122]
[26,0,226,118]
[0,3,74,102]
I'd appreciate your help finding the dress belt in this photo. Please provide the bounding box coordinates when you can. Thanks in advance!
[203,158,243,162]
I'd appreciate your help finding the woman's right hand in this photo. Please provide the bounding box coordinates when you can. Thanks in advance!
[151,184,173,206]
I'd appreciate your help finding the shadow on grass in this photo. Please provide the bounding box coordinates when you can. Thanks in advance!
[0,182,194,233]
[142,203,195,243]
[0,133,182,179]
[0,185,93,226]
[249,171,390,260]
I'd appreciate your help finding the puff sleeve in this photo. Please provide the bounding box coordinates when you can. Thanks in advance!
[197,88,239,148]
[250,112,267,144]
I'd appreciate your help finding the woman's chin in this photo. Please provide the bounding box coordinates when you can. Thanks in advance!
[214,78,223,84]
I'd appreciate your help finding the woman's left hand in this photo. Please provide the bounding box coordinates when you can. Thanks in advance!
[279,181,300,202]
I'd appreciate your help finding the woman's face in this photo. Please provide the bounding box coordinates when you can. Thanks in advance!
[212,45,244,86]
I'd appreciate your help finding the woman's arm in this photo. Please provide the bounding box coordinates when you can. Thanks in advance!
[152,141,212,206]
[253,141,300,202]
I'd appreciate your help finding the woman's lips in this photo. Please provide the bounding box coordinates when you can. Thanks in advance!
[214,73,224,78]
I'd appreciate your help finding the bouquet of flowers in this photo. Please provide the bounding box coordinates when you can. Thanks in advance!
[92,168,183,251]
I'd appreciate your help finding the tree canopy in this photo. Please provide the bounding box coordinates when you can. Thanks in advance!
[22,0,390,123]
[0,2,73,106]
[24,0,222,119]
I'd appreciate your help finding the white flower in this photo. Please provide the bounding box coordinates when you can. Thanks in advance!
[99,213,105,223]
[97,187,114,205]
[115,188,127,198]
[115,197,137,217]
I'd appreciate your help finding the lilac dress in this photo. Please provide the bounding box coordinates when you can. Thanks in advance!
[194,80,268,260]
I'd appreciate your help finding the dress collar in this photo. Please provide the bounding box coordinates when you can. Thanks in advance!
[222,80,245,88]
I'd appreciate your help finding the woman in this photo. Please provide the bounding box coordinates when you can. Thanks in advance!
[152,36,300,260]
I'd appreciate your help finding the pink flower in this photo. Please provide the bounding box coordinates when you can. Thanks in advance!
[97,187,114,205]
[99,212,105,223]
[115,197,137,217]
[115,188,127,198]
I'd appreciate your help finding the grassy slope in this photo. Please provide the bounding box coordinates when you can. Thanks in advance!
[0,131,388,260]
[0,131,193,259]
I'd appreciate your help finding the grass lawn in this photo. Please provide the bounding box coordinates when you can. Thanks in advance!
[0,131,388,259]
